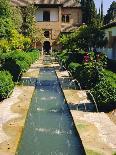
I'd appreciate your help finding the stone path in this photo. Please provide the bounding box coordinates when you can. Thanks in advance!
[0,57,43,155]
[0,88,22,143]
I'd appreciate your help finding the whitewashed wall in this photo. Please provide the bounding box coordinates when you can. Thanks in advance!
[105,26,116,39]
[97,48,116,60]
[35,8,59,22]
[50,9,58,21]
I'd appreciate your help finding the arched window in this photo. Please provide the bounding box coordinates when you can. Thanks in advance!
[44,31,50,38]
[62,15,65,23]
[62,15,70,23]
[43,11,50,22]
[66,15,70,23]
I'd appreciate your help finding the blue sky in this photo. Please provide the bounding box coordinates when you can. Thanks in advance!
[94,0,115,15]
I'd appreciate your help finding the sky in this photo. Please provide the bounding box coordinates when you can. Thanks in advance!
[94,0,115,15]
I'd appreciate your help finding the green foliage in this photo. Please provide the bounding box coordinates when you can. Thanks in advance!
[0,71,14,99]
[0,0,22,38]
[0,0,11,18]
[91,69,116,106]
[69,62,103,89]
[85,149,102,155]
[102,70,116,87]
[57,50,70,67]
[81,0,97,25]
[1,50,40,81]
[0,18,15,39]
[21,5,35,37]
[68,62,82,77]
[27,49,40,63]
[91,77,116,106]
[0,39,10,52]
[11,6,23,32]
[0,30,31,52]
[78,62,103,89]
[60,25,107,51]
[104,1,116,24]
[9,30,31,50]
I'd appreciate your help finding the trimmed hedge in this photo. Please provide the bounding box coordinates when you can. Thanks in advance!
[1,49,40,81]
[0,71,14,100]
[69,62,102,89]
[91,70,116,107]
[68,62,82,77]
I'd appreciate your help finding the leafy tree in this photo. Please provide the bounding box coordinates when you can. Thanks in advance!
[0,18,14,39]
[104,1,116,24]
[11,6,23,32]
[0,0,22,38]
[21,5,35,37]
[32,25,45,48]
[0,0,11,18]
[60,25,107,51]
[21,4,45,47]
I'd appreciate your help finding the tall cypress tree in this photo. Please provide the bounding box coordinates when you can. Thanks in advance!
[101,0,103,21]
[81,0,97,25]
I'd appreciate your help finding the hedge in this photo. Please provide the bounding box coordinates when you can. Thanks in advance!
[68,62,82,77]
[1,49,40,81]
[68,62,102,89]
[0,71,14,100]
[91,70,116,108]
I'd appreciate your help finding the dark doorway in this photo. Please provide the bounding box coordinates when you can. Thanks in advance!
[43,11,50,22]
[43,41,51,54]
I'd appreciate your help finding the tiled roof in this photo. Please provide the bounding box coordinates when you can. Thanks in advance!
[60,0,81,7]
[11,0,81,7]
[11,0,32,6]
[102,21,116,29]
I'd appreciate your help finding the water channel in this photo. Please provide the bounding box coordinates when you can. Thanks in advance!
[16,56,85,155]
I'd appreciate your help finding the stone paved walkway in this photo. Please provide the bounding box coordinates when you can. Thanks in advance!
[0,57,43,155]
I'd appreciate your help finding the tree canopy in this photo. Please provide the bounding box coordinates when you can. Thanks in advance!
[81,0,97,25]
[60,25,107,51]
[0,0,23,39]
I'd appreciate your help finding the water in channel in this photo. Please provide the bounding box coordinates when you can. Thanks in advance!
[16,56,85,155]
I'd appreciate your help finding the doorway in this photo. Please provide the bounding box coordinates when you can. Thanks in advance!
[43,41,51,54]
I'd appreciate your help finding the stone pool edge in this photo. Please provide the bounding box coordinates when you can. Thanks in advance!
[53,64,86,155]
[0,57,43,155]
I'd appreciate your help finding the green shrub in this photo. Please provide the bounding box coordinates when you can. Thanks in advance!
[68,62,82,77]
[57,50,69,67]
[0,71,14,99]
[1,50,40,81]
[69,62,102,89]
[91,70,116,107]
[27,49,40,63]
[102,69,116,87]
[78,62,103,89]
[95,52,107,68]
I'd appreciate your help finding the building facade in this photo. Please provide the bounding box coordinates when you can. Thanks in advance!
[101,21,116,60]
[11,0,82,53]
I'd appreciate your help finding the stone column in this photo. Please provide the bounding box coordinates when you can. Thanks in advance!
[42,46,44,55]
[59,6,62,28]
